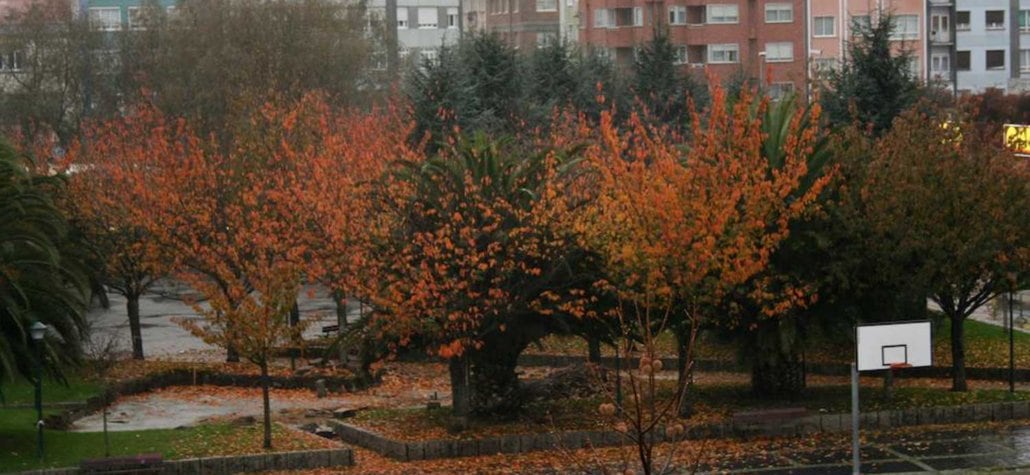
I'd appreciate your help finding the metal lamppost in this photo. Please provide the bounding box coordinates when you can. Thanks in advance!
[1007,272,1017,394]
[30,321,46,461]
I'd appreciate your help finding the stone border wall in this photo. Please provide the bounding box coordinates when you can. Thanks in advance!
[13,448,353,475]
[332,400,1030,462]
[516,354,1030,382]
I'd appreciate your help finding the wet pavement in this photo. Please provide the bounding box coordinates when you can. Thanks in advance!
[86,281,361,359]
[699,424,1030,474]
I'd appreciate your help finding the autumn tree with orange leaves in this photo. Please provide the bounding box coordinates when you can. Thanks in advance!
[78,95,359,449]
[577,82,828,443]
[365,134,604,420]
[63,128,171,360]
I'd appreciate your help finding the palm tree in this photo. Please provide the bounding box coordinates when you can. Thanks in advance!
[0,136,87,395]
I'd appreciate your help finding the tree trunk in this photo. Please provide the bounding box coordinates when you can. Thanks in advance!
[950,315,967,391]
[751,357,806,398]
[675,328,692,417]
[93,279,110,309]
[448,356,471,427]
[127,293,144,360]
[289,302,300,371]
[227,346,240,363]
[335,293,348,364]
[260,360,272,449]
[587,337,601,363]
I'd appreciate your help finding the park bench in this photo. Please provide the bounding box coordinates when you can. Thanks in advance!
[80,453,163,474]
[731,407,810,437]
[321,324,339,336]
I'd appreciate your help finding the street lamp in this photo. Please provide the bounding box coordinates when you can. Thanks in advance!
[30,321,46,461]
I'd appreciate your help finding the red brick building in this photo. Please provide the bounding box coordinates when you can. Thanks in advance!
[579,0,808,96]
[479,0,561,50]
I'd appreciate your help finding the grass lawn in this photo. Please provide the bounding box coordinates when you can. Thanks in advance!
[533,319,1030,369]
[0,374,103,406]
[0,407,335,472]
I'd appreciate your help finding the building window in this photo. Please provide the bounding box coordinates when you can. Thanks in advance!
[890,15,918,40]
[765,3,792,23]
[986,50,1005,69]
[674,45,688,64]
[0,51,23,71]
[419,48,439,65]
[1021,49,1030,71]
[593,7,642,28]
[956,51,970,71]
[512,0,519,13]
[812,57,836,75]
[536,32,557,47]
[955,11,970,30]
[536,0,557,12]
[851,15,870,33]
[417,8,438,28]
[707,4,738,24]
[88,7,122,31]
[127,7,145,30]
[708,43,739,63]
[397,8,408,28]
[907,57,920,78]
[1020,10,1030,32]
[447,8,458,28]
[764,42,793,62]
[931,53,949,74]
[669,6,686,25]
[813,16,835,37]
[986,10,1005,30]
[768,82,794,101]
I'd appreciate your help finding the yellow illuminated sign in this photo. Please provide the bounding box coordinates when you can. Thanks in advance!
[1003,123,1030,155]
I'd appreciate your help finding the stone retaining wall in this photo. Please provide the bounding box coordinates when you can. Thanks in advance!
[13,448,354,475]
[516,354,1030,382]
[332,400,1030,462]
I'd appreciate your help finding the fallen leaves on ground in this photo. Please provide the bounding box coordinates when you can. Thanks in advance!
[172,421,338,458]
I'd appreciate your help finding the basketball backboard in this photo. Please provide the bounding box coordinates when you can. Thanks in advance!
[856,321,932,372]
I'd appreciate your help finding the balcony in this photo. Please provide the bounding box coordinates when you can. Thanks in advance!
[930,31,952,44]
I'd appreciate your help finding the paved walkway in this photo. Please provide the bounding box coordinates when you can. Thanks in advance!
[86,281,362,359]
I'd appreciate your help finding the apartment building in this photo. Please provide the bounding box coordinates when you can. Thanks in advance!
[375,0,461,63]
[929,0,1030,94]
[463,0,559,49]
[808,0,926,85]
[579,0,807,96]
[82,0,177,30]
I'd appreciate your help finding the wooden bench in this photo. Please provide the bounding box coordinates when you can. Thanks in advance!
[731,408,810,437]
[321,324,339,336]
[80,453,163,474]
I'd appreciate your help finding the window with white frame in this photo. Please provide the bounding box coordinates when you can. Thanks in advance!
[512,0,519,13]
[813,16,834,37]
[768,82,794,101]
[1021,49,1030,71]
[88,7,121,31]
[447,8,458,28]
[594,8,609,27]
[907,56,920,77]
[593,7,641,28]
[536,0,557,12]
[707,4,738,24]
[0,51,23,71]
[708,43,739,63]
[764,3,792,23]
[890,15,918,40]
[397,8,409,28]
[812,57,836,74]
[419,48,439,65]
[986,49,1005,69]
[931,53,950,74]
[669,6,687,25]
[418,8,438,28]
[127,7,145,30]
[764,42,793,62]
[674,45,688,64]
[1020,10,1030,32]
[536,32,557,47]
[851,15,870,33]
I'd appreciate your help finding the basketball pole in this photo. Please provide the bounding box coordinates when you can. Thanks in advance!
[851,362,860,475]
